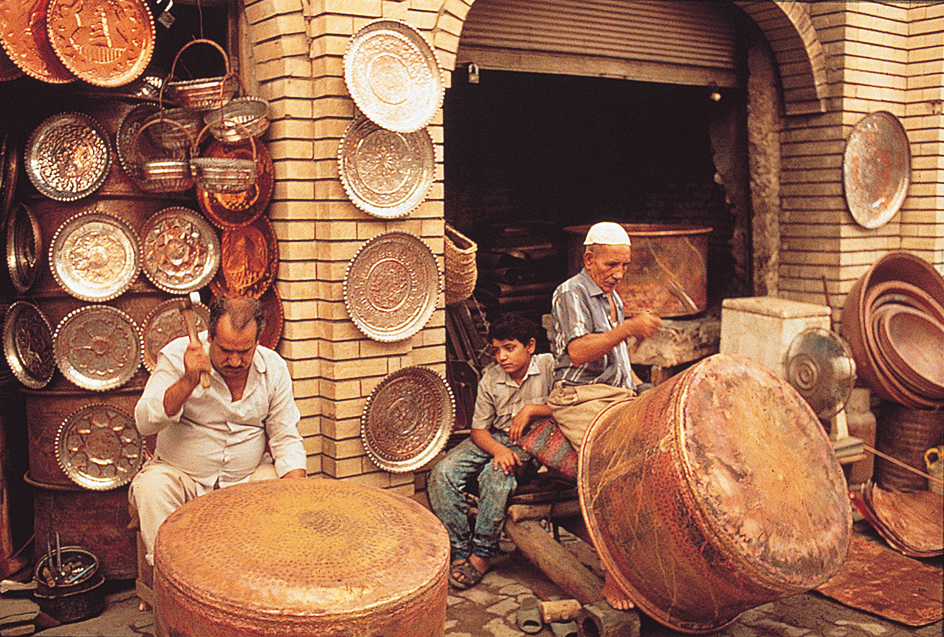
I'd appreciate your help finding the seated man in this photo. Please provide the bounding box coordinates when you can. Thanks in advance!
[428,313,554,589]
[130,295,306,566]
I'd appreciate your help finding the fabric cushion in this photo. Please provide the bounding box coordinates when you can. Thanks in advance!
[518,417,578,481]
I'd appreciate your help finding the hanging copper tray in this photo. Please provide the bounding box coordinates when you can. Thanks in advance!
[0,0,77,84]
[53,304,140,391]
[361,366,455,472]
[116,103,186,185]
[843,111,911,229]
[140,207,220,295]
[46,0,155,88]
[196,139,273,229]
[338,116,434,219]
[209,215,278,299]
[49,211,141,302]
[344,231,440,342]
[343,19,443,133]
[2,300,54,389]
[0,42,22,81]
[55,404,144,490]
[6,202,42,294]
[258,285,283,350]
[140,298,210,373]
[1,134,19,222]
[25,112,110,201]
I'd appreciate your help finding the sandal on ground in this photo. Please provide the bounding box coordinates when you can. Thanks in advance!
[550,620,579,637]
[516,594,543,634]
[448,559,485,590]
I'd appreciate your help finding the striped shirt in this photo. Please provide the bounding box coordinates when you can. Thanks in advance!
[551,268,635,389]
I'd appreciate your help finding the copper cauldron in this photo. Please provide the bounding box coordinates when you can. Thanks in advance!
[578,354,851,633]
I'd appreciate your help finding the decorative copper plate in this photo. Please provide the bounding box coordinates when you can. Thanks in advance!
[116,103,185,185]
[0,134,19,222]
[361,366,455,472]
[6,202,41,294]
[344,231,440,342]
[258,285,283,350]
[843,111,911,229]
[140,207,220,294]
[0,0,77,84]
[209,215,278,299]
[343,19,443,133]
[196,139,273,229]
[53,304,140,391]
[2,300,54,389]
[140,298,209,373]
[46,0,155,88]
[0,42,22,81]
[338,116,434,219]
[25,112,110,201]
[49,212,140,302]
[54,404,144,490]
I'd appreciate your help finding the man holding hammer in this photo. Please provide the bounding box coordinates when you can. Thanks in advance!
[130,295,306,566]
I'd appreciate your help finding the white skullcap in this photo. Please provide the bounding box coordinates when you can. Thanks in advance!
[584,222,631,246]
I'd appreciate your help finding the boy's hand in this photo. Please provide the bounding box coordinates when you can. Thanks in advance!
[492,445,521,476]
[508,408,530,443]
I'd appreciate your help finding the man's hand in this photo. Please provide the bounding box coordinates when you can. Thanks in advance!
[182,342,212,389]
[625,311,662,339]
[492,445,522,476]
[280,468,306,479]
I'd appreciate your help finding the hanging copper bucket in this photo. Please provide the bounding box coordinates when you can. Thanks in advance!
[578,353,851,634]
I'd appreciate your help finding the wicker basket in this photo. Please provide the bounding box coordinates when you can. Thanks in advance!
[444,224,477,305]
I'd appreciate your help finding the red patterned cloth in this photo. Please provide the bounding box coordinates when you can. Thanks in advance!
[519,417,578,481]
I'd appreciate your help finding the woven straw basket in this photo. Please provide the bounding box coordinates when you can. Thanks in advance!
[444,224,477,305]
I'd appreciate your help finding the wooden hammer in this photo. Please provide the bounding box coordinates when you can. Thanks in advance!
[180,292,210,388]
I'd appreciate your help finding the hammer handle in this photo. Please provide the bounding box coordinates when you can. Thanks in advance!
[182,307,211,388]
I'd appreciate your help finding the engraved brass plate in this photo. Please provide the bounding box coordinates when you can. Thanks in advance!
[0,0,77,84]
[55,404,144,490]
[843,111,911,230]
[53,304,140,391]
[2,301,54,389]
[25,112,110,201]
[140,298,209,373]
[361,366,455,473]
[5,202,41,294]
[196,139,273,229]
[343,19,443,133]
[140,207,220,294]
[338,116,434,219]
[46,0,155,88]
[344,231,440,342]
[50,212,141,302]
[209,215,277,299]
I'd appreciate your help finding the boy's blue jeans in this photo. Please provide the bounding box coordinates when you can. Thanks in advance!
[427,431,533,563]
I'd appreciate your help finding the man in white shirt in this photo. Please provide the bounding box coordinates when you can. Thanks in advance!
[130,295,306,565]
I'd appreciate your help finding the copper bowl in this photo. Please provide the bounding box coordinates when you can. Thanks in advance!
[874,304,944,400]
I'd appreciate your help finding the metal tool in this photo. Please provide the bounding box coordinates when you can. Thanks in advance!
[180,291,210,388]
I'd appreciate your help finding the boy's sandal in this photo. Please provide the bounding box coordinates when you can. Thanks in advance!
[550,620,579,637]
[516,594,543,634]
[448,560,485,590]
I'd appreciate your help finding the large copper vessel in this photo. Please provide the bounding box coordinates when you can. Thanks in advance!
[154,479,450,637]
[578,353,851,633]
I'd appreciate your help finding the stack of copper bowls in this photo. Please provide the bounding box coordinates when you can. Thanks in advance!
[840,251,944,409]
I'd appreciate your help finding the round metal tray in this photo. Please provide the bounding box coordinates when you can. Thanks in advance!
[140,207,220,294]
[196,139,273,229]
[5,202,42,294]
[361,366,455,472]
[53,305,140,392]
[344,231,440,342]
[0,2,77,83]
[0,133,19,222]
[2,301,55,389]
[140,298,210,373]
[49,212,141,302]
[258,285,284,350]
[343,19,443,133]
[843,111,911,229]
[116,103,186,185]
[338,116,434,219]
[209,215,278,299]
[55,404,144,490]
[25,112,110,201]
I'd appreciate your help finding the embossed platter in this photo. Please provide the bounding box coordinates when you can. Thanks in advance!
[196,139,274,229]
[344,231,440,342]
[140,298,210,373]
[258,285,283,350]
[843,111,911,230]
[0,43,22,81]
[53,304,140,391]
[55,404,144,490]
[25,112,110,201]
[140,207,220,294]
[0,0,77,83]
[343,19,443,133]
[338,116,434,219]
[361,366,455,472]
[209,215,278,299]
[1,134,19,222]
[2,301,55,389]
[49,212,141,301]
[6,202,42,294]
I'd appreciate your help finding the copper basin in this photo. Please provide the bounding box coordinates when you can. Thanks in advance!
[874,305,944,400]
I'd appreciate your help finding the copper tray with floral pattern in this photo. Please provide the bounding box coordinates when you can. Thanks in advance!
[209,215,278,299]
[140,206,220,294]
[53,304,140,391]
[140,298,210,373]
[2,300,55,389]
[197,139,274,229]
[55,403,144,490]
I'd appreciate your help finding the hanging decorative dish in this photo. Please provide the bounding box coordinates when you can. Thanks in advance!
[257,284,283,350]
[343,19,444,133]
[2,301,55,389]
[843,111,911,230]
[0,1,76,83]
[140,298,210,373]
[338,116,434,219]
[0,43,22,81]
[55,404,144,490]
[53,304,140,392]
[46,0,155,88]
[0,134,19,222]
[344,231,440,342]
[140,207,220,294]
[209,215,278,299]
[49,211,141,302]
[25,112,110,202]
[361,366,455,473]
[5,202,42,294]
[116,103,186,184]
[196,139,273,229]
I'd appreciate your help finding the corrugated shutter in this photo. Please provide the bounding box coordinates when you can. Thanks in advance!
[457,0,739,87]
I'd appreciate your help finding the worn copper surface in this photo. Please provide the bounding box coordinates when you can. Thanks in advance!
[578,353,851,634]
[874,401,944,493]
[208,215,277,298]
[6,202,42,294]
[53,305,140,392]
[154,479,449,637]
[784,327,856,418]
[0,0,76,83]
[196,139,273,229]
[140,207,220,294]
[851,482,943,559]
[54,403,143,490]
[25,112,110,201]
[361,366,455,472]
[2,300,54,389]
[46,0,154,88]
[843,111,911,229]
[140,299,209,373]
[874,305,944,399]
[344,231,440,342]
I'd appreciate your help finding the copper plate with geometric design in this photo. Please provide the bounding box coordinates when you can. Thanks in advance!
[53,304,140,391]
[361,366,455,472]
[5,202,42,294]
[2,300,55,389]
[0,0,77,84]
[209,215,278,299]
[140,298,210,373]
[344,231,440,342]
[25,112,110,201]
[140,207,220,294]
[55,403,144,490]
[196,139,274,229]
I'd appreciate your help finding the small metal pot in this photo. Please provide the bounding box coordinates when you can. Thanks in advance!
[32,546,105,623]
